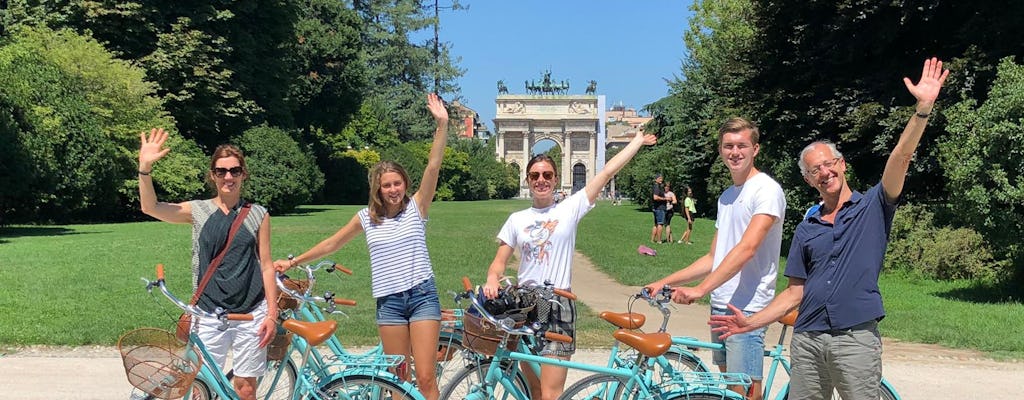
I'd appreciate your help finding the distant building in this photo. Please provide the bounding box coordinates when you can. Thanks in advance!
[449,100,492,139]
[605,104,651,149]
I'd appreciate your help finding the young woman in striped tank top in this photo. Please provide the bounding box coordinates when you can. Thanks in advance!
[274,93,449,400]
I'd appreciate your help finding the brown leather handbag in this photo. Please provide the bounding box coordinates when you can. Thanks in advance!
[176,203,252,342]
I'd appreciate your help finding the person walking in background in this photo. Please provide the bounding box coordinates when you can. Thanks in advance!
[650,174,666,243]
[484,131,656,400]
[272,93,449,400]
[645,117,786,400]
[710,58,948,400]
[138,129,278,400]
[678,186,697,244]
[663,182,678,243]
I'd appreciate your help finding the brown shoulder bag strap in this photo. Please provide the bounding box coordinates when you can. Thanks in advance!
[188,202,253,305]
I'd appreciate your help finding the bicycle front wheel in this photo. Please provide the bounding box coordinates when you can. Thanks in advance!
[319,374,418,400]
[440,359,530,400]
[437,330,471,388]
[257,358,297,400]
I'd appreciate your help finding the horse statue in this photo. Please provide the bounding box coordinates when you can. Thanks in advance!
[497,80,508,94]
[585,80,597,95]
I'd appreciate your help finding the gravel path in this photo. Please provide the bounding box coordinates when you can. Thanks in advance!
[1,251,1021,399]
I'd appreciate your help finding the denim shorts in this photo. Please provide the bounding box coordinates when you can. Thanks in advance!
[710,307,766,380]
[652,208,666,225]
[375,277,442,325]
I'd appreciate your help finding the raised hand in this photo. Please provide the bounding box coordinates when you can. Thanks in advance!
[638,132,657,146]
[902,57,949,109]
[427,93,449,123]
[139,128,171,169]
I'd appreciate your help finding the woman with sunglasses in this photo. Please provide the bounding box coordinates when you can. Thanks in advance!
[481,131,656,400]
[138,128,278,400]
[272,93,449,400]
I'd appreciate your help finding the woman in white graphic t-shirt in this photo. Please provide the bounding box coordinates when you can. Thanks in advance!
[482,131,656,400]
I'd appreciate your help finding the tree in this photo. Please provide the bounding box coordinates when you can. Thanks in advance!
[939,57,1024,279]
[352,0,464,141]
[0,26,203,223]
[235,125,324,214]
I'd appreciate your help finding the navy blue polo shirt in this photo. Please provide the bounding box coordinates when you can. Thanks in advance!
[784,183,897,333]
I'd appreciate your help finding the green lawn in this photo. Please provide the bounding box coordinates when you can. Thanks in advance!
[1,199,1021,359]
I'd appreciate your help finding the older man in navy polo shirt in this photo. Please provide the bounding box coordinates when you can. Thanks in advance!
[709,57,949,400]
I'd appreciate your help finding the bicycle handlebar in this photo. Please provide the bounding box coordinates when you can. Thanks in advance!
[148,264,254,328]
[276,260,357,314]
[637,285,674,333]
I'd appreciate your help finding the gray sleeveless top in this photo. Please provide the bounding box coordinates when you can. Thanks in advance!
[188,199,268,313]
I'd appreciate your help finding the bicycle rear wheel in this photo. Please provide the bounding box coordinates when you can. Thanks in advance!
[319,374,418,399]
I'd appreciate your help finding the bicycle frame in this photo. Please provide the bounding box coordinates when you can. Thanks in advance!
[636,287,901,400]
[453,281,748,400]
[142,264,423,400]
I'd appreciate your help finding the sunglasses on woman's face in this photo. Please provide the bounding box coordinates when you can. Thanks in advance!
[212,166,244,178]
[528,171,555,181]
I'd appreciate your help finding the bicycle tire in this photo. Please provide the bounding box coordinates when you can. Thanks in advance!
[558,374,629,400]
[182,377,213,400]
[257,358,297,400]
[439,359,531,400]
[319,373,418,399]
[560,374,736,400]
[139,378,212,400]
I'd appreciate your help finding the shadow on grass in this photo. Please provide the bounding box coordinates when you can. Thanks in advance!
[0,226,77,244]
[276,207,334,216]
[935,281,1023,304]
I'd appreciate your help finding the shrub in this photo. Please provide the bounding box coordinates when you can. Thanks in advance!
[886,204,1011,283]
[234,125,324,214]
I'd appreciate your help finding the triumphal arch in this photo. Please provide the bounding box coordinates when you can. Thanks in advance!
[494,71,606,197]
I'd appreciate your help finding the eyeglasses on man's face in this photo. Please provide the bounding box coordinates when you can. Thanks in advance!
[528,171,555,181]
[804,157,842,177]
[212,166,244,178]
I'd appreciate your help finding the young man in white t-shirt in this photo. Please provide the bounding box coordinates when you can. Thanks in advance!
[645,117,785,400]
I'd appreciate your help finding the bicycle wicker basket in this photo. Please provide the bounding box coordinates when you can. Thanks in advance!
[461,310,522,356]
[276,277,310,311]
[118,328,202,399]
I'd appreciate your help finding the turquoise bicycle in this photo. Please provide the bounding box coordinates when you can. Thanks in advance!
[441,277,750,400]
[274,259,469,390]
[631,286,900,400]
[125,263,422,400]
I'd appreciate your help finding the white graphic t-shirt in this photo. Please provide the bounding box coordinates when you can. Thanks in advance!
[497,191,595,289]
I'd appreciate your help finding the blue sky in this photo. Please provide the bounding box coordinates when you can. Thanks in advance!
[435,1,694,132]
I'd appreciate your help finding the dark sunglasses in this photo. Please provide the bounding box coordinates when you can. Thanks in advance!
[212,166,244,178]
[528,171,555,180]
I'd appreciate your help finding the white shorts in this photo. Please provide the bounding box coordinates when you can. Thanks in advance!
[195,301,268,378]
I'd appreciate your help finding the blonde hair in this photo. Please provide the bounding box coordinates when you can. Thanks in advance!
[718,117,760,146]
[367,161,412,225]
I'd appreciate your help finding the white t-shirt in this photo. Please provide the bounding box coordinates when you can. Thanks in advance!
[496,191,595,289]
[711,172,786,311]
